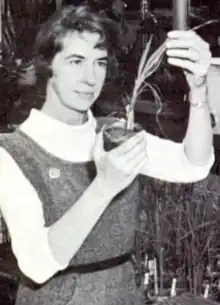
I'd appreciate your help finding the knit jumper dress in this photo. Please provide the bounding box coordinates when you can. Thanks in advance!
[1,118,143,305]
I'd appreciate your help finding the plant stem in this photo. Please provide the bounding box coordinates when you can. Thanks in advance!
[126,105,135,130]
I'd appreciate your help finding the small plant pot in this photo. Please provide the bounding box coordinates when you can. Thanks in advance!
[103,120,142,152]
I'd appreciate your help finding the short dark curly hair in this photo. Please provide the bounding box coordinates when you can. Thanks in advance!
[33,4,120,81]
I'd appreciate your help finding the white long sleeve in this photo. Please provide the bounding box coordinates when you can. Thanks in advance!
[139,132,214,183]
[0,147,68,284]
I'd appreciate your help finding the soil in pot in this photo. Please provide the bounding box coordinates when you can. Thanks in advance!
[103,120,143,151]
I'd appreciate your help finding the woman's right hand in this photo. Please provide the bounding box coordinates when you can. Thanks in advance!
[92,127,147,198]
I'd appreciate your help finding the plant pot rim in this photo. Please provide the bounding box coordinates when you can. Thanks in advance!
[104,119,142,130]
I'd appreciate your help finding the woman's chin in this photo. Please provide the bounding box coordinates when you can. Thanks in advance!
[63,103,92,114]
[62,101,93,113]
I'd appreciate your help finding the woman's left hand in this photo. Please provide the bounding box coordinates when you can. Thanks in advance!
[166,30,211,89]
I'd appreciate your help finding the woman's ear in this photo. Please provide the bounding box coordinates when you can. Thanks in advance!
[34,56,53,79]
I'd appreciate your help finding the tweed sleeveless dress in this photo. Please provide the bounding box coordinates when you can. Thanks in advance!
[0,119,144,305]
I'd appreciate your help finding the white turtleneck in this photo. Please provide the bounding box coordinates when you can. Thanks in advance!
[0,109,214,284]
[20,108,97,162]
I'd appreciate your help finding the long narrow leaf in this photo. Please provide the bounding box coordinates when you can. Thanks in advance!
[140,41,166,82]
[145,43,166,78]
[137,35,153,77]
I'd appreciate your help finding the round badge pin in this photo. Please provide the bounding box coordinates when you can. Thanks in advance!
[49,167,61,179]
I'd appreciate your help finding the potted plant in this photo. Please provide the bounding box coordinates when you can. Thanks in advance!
[103,35,165,151]
[103,18,218,152]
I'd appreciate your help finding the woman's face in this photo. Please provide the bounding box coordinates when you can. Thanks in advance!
[50,31,108,113]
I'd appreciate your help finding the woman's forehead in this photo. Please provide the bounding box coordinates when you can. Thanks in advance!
[60,31,108,58]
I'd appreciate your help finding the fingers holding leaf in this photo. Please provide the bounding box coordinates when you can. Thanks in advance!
[166,30,211,83]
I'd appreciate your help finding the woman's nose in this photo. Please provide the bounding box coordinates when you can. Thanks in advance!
[81,64,96,86]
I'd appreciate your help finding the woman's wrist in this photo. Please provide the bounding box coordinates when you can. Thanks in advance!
[188,84,208,108]
[93,175,115,202]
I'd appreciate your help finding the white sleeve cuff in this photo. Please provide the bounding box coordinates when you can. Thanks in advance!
[180,147,215,183]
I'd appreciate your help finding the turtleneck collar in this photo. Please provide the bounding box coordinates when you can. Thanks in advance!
[19,108,97,162]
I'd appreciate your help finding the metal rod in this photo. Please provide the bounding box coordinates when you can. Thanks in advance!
[172,0,190,30]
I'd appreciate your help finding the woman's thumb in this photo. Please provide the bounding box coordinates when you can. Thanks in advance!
[92,125,106,160]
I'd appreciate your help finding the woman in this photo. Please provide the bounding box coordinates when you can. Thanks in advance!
[0,4,214,305]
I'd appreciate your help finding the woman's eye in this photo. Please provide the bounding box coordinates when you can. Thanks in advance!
[98,61,107,68]
[69,59,82,65]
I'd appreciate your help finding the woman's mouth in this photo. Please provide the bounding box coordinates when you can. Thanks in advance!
[74,91,94,99]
